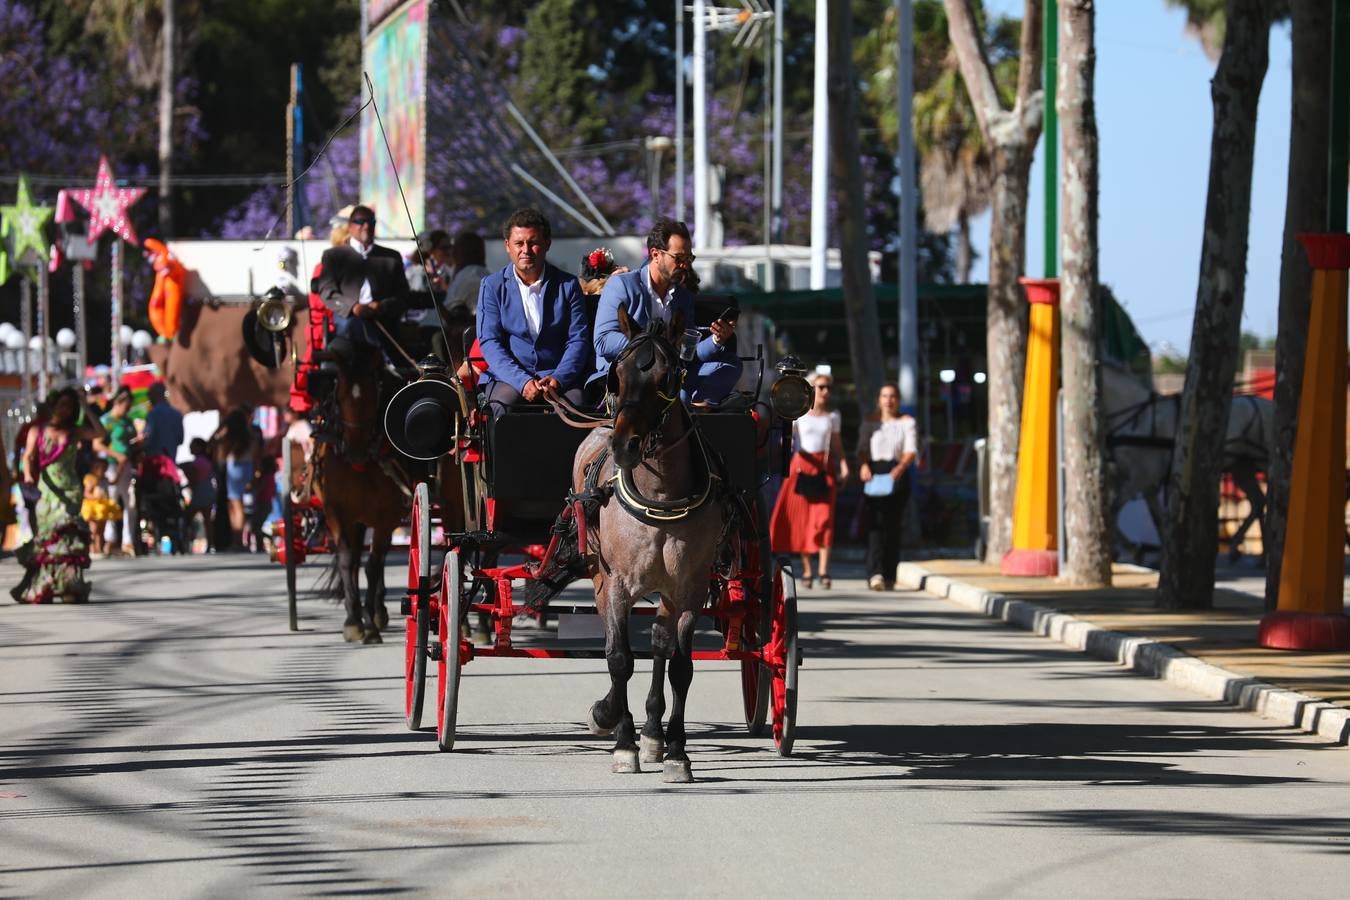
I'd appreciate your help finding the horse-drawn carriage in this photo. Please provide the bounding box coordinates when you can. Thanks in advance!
[270,273,812,775]
[385,316,813,776]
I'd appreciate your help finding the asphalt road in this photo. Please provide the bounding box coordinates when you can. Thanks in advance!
[3,553,1350,898]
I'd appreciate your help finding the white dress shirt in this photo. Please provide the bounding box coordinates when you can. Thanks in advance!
[514,269,545,340]
[349,237,374,305]
[647,267,674,324]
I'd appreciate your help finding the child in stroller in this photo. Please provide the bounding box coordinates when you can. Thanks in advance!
[135,450,187,554]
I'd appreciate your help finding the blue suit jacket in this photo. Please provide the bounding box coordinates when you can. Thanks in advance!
[591,265,735,386]
[477,262,590,392]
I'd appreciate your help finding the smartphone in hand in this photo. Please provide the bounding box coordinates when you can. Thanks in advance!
[718,305,741,325]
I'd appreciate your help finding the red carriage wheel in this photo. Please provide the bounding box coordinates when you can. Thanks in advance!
[740,502,773,735]
[404,483,433,730]
[770,569,799,756]
[436,549,464,751]
[282,490,299,632]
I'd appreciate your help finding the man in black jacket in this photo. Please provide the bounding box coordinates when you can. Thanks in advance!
[312,205,410,362]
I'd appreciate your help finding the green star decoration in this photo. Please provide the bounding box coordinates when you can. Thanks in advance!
[1,176,53,270]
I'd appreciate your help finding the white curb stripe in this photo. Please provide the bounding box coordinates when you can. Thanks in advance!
[895,562,1350,747]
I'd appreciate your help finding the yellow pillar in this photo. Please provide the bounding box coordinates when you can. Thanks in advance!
[1002,278,1060,576]
[1260,234,1350,650]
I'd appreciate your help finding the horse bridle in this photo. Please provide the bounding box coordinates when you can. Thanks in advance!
[611,331,686,457]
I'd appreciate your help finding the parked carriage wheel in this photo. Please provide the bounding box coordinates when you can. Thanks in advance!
[741,500,773,735]
[770,569,799,756]
[436,549,464,751]
[405,483,432,730]
[283,490,299,632]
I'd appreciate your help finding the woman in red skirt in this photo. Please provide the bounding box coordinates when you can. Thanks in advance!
[770,372,849,588]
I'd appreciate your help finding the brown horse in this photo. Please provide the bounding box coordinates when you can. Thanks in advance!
[574,308,726,782]
[312,346,408,643]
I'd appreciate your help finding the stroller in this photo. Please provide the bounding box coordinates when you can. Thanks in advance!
[135,452,188,555]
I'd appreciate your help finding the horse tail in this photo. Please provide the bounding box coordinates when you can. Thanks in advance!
[312,553,345,604]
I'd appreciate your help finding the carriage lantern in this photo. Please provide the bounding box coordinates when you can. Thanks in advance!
[256,286,294,333]
[770,355,812,421]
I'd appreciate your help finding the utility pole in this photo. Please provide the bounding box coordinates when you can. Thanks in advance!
[772,0,784,243]
[676,0,686,221]
[158,0,174,236]
[693,0,709,249]
[896,0,917,405]
[809,0,829,288]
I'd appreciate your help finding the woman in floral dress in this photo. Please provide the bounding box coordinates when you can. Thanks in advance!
[11,388,108,604]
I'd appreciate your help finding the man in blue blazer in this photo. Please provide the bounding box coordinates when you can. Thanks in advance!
[477,208,590,410]
[591,217,741,404]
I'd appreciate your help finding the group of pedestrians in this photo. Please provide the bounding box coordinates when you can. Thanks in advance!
[2,379,292,604]
[770,377,919,592]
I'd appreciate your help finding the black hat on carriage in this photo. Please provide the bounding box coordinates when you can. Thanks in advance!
[384,368,460,460]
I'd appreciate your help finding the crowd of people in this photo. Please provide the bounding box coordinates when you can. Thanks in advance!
[0,379,297,604]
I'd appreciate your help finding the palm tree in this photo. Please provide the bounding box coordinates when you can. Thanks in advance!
[1157,0,1275,610]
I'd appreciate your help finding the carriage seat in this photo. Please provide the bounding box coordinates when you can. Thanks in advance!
[690,407,760,493]
[485,406,590,538]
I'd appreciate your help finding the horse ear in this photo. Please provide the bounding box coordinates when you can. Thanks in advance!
[668,309,686,343]
[617,304,638,340]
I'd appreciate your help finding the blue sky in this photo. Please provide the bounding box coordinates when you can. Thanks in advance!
[969,1,1294,355]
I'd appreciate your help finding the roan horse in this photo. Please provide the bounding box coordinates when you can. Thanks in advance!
[571,308,726,782]
[1102,359,1274,560]
[312,346,409,643]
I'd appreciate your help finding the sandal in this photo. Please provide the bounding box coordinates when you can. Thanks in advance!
[801,575,813,589]
[818,575,831,589]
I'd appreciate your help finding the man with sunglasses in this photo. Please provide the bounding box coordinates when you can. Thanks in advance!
[590,217,741,404]
[312,205,410,364]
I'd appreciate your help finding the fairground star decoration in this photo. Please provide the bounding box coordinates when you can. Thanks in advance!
[70,156,146,246]
[0,175,54,269]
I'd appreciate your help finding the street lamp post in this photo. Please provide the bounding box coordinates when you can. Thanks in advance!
[645,135,674,222]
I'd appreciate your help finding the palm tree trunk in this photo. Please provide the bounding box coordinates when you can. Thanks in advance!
[1058,0,1110,586]
[1158,0,1272,610]
[943,0,1043,562]
[1263,0,1332,611]
[956,210,973,284]
[827,0,886,416]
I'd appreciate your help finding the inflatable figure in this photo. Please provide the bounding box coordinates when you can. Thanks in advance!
[144,238,186,340]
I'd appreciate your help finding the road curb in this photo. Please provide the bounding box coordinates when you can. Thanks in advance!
[895,562,1350,747]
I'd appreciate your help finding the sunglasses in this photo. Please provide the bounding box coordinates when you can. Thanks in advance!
[659,248,696,265]
[349,217,375,227]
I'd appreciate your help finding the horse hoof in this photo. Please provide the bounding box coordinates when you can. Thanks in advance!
[611,748,641,774]
[472,630,490,646]
[374,606,390,631]
[343,623,365,643]
[662,759,693,783]
[362,630,383,645]
[587,703,615,736]
[639,734,665,764]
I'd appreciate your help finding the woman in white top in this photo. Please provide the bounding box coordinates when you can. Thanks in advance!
[855,383,918,590]
[769,372,849,588]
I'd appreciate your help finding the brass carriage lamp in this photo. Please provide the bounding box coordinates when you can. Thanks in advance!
[770,355,812,421]
[256,286,294,333]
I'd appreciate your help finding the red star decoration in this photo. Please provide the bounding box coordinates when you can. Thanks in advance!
[69,156,146,246]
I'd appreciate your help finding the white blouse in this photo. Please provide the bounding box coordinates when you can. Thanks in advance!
[793,410,840,454]
[864,416,918,463]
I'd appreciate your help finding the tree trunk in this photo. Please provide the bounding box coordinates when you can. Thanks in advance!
[1158,0,1272,610]
[1263,0,1332,611]
[158,0,174,236]
[943,0,1043,562]
[1057,0,1110,586]
[956,210,973,284]
[827,0,886,416]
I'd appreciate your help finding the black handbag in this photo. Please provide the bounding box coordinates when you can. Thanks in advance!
[794,472,830,501]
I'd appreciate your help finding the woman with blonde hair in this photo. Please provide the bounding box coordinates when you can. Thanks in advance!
[769,372,848,588]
